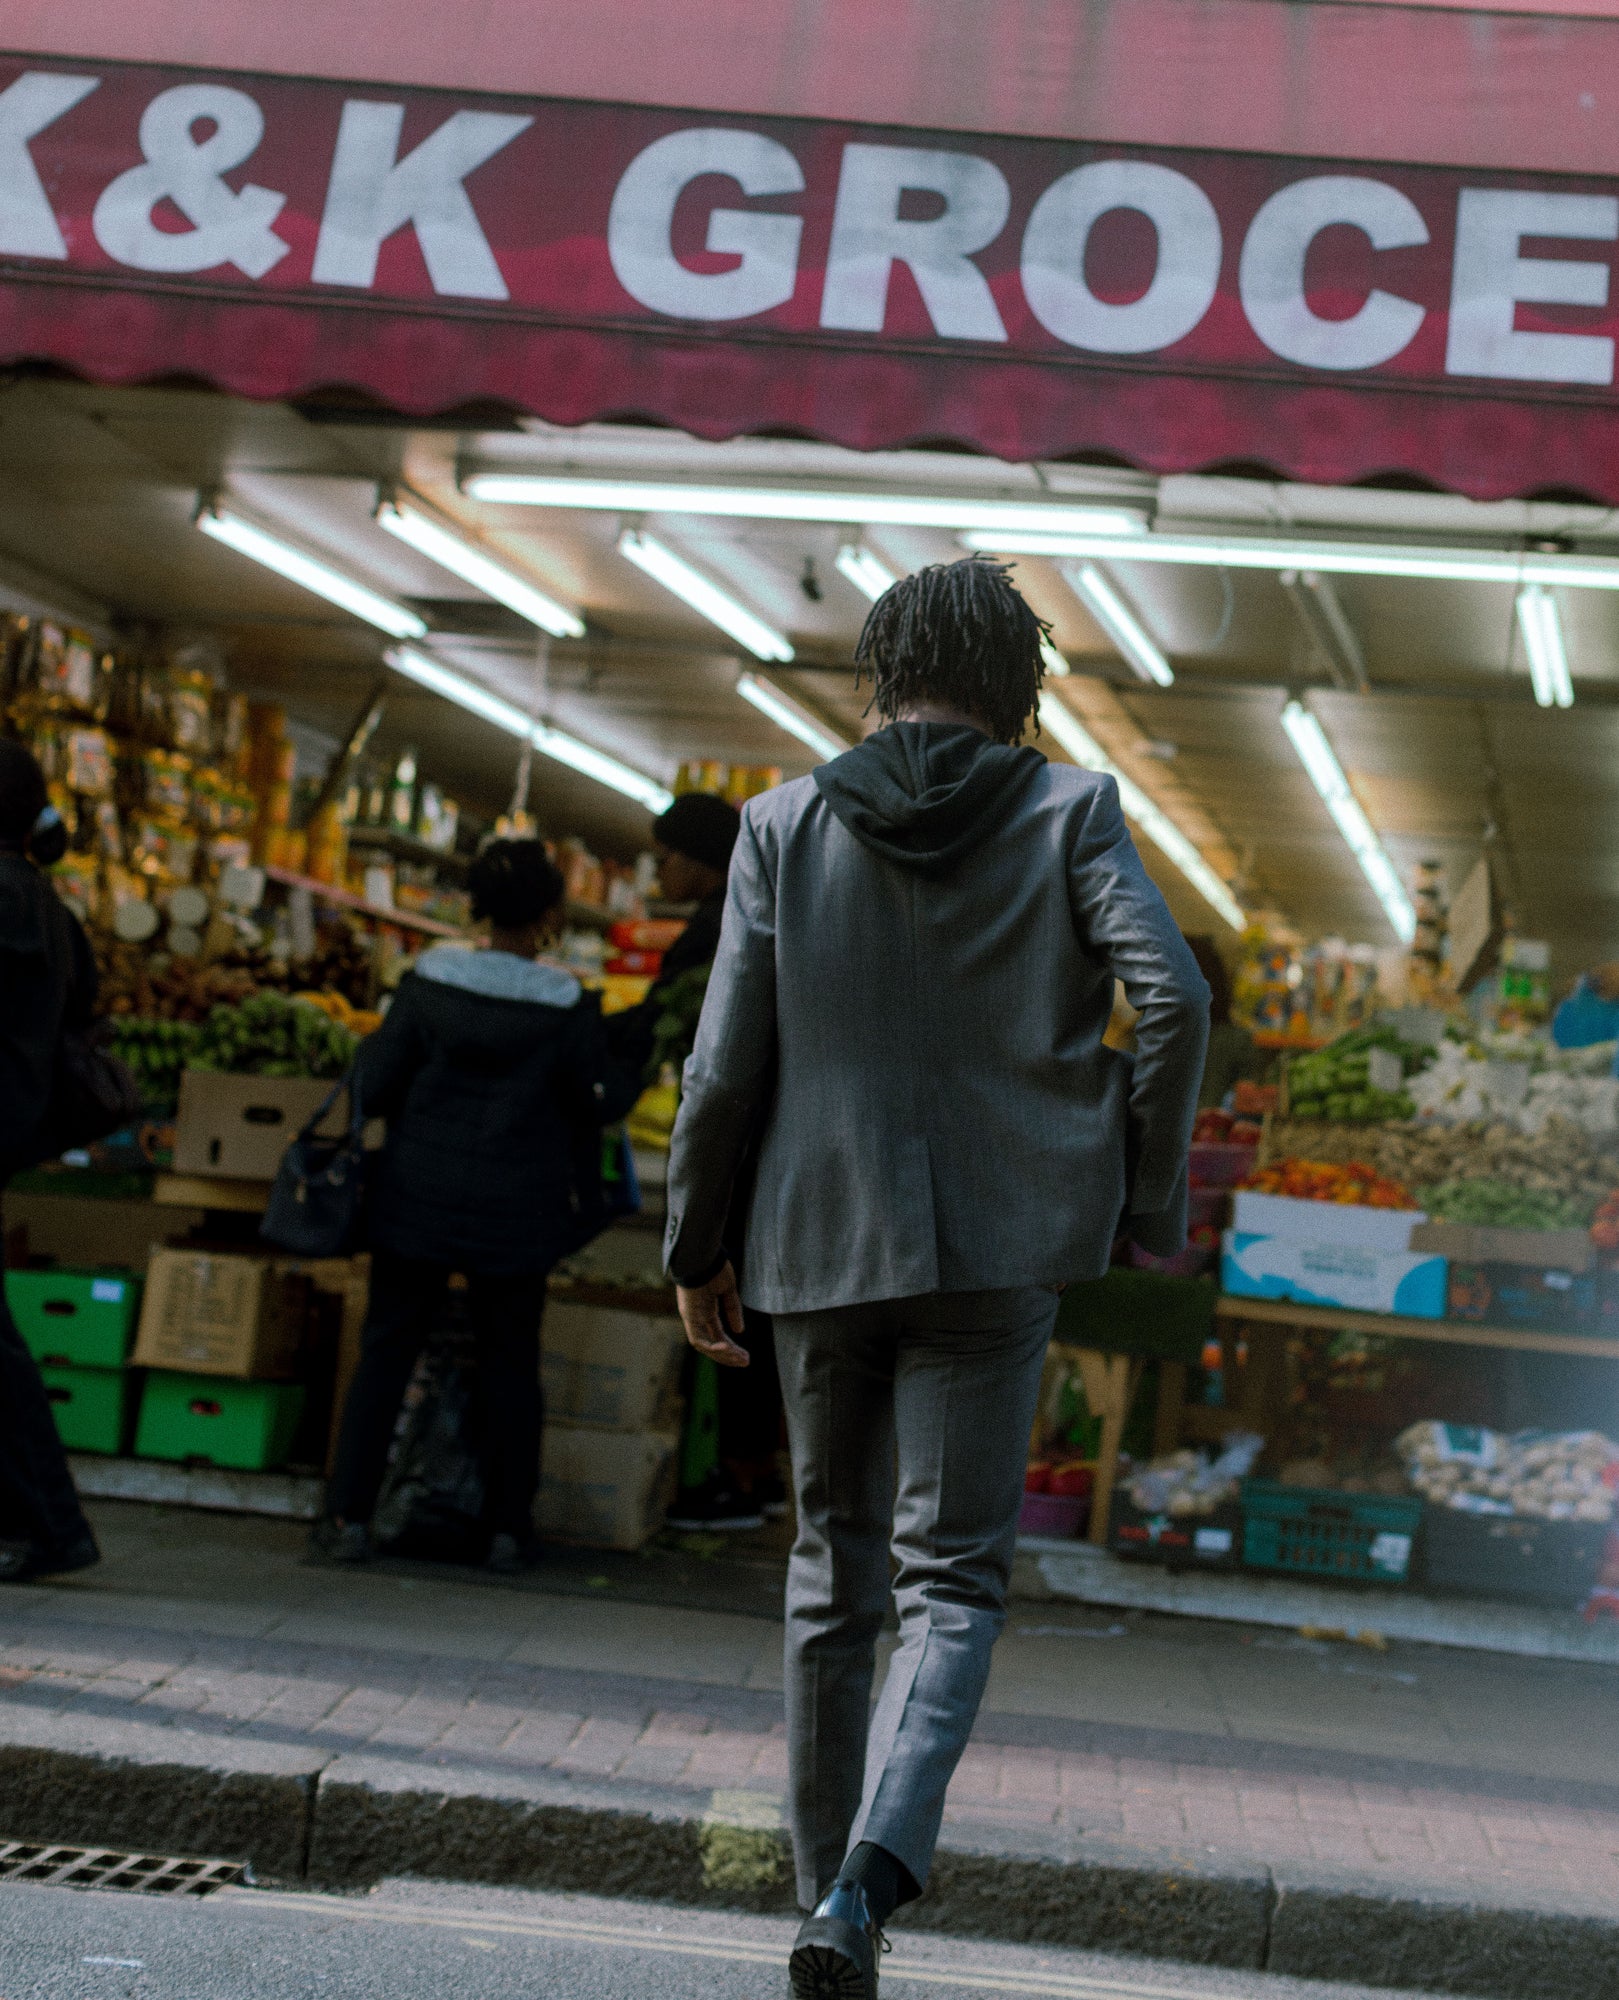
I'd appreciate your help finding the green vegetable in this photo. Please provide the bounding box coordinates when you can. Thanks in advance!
[189,993,357,1080]
[1415,1177,1597,1229]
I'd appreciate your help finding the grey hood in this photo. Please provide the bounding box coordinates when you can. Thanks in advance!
[813,721,1047,874]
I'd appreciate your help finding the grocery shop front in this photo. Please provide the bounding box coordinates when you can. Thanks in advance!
[3,0,1619,1630]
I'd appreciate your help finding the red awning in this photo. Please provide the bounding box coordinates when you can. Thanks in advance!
[7,42,1619,496]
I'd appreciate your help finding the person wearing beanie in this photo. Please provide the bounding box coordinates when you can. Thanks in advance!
[647,791,741,989]
[0,739,101,1585]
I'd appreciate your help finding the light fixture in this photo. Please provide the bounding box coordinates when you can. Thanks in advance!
[618,530,794,662]
[1280,570,1369,694]
[1064,563,1174,687]
[1279,700,1415,943]
[386,646,673,811]
[962,526,1619,592]
[376,496,584,639]
[835,543,900,603]
[464,470,1148,539]
[197,505,427,639]
[1515,584,1575,709]
[1036,693,1245,931]
[1039,638,1071,679]
[736,671,851,763]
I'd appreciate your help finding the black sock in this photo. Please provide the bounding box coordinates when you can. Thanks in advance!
[840,1841,917,1925]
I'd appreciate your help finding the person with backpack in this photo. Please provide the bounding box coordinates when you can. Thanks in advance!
[666,559,1209,2000]
[0,740,101,1584]
[316,839,638,1573]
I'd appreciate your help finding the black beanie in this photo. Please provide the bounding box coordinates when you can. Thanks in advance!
[655,792,741,873]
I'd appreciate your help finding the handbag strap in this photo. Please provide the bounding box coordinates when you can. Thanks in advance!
[297,1069,364,1145]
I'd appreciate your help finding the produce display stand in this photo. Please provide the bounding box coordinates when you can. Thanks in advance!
[151,1174,272,1215]
[1214,1294,1619,1364]
[262,863,466,941]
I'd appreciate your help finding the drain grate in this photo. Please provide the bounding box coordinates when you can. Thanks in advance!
[0,1840,245,1896]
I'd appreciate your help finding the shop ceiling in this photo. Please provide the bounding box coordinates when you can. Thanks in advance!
[0,373,1614,967]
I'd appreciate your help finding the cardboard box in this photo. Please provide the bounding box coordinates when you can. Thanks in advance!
[1447,1262,1599,1332]
[172,1071,347,1181]
[1410,1222,1594,1273]
[134,1372,306,1471]
[6,1268,141,1367]
[2,1191,204,1272]
[132,1248,309,1380]
[1222,1231,1447,1319]
[541,1302,685,1432]
[1232,1191,1426,1253]
[537,1424,678,1550]
[40,1364,136,1455]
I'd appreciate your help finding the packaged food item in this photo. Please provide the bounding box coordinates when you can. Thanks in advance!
[64,727,113,796]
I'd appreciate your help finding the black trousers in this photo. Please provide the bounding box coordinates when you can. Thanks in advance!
[327,1251,548,1541]
[0,1253,93,1557]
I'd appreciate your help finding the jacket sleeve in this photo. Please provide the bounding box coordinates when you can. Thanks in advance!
[663,806,778,1286]
[353,977,427,1119]
[1066,777,1211,1225]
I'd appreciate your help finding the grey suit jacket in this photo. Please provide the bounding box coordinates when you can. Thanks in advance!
[664,756,1211,1315]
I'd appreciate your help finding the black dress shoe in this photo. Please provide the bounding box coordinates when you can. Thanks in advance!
[790,1878,883,2000]
[0,1534,100,1584]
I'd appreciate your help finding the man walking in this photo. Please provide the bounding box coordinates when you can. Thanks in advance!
[666,558,1209,1999]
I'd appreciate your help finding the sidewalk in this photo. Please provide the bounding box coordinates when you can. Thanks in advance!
[3,1500,1619,1997]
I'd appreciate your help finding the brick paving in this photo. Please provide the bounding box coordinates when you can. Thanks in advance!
[4,1599,1619,1914]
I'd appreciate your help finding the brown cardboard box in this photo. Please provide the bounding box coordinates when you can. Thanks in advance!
[132,1248,309,1380]
[172,1071,347,1182]
[1410,1222,1594,1273]
[537,1425,678,1550]
[2,1191,204,1272]
[541,1302,685,1433]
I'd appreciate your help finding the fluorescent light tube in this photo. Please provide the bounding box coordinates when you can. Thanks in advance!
[1279,570,1369,694]
[465,471,1147,539]
[1515,584,1575,709]
[1279,700,1415,944]
[198,506,427,639]
[1064,563,1174,687]
[376,498,584,639]
[1039,638,1071,679]
[619,529,793,662]
[1036,693,1244,931]
[835,543,900,603]
[962,527,1619,592]
[387,646,672,811]
[736,671,851,763]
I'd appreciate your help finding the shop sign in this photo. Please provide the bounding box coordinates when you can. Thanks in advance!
[6,55,1619,494]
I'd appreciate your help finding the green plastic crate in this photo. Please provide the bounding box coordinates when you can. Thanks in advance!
[40,1365,136,1455]
[6,1269,141,1368]
[1241,1480,1423,1584]
[134,1373,305,1472]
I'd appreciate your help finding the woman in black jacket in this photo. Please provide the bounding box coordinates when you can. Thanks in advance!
[319,840,636,1572]
[0,741,100,1584]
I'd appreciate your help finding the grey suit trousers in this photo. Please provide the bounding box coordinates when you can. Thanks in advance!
[775,1286,1058,1908]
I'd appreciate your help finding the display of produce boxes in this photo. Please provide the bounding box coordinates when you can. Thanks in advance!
[134,1373,305,1471]
[1446,1263,1599,1332]
[1111,1495,1243,1569]
[1421,1504,1607,1605]
[132,1249,308,1380]
[1231,1192,1426,1251]
[541,1302,684,1432]
[39,1365,137,1455]
[171,1071,350,1181]
[537,1424,679,1550]
[1241,1480,1422,1584]
[1221,1232,1447,1318]
[5,1268,141,1368]
[1410,1222,1594,1273]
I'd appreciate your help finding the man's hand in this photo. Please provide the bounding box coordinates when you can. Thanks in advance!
[676,1261,751,1368]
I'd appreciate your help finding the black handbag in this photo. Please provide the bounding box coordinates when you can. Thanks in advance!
[260,1073,369,1258]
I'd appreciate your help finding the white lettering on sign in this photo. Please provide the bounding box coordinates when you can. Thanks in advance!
[0,73,99,259]
[312,102,531,299]
[1446,188,1618,385]
[608,128,804,321]
[821,142,1009,341]
[1021,160,1221,355]
[93,85,289,278]
[1240,176,1428,370]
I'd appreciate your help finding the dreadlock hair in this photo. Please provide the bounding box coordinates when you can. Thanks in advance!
[853,556,1051,745]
